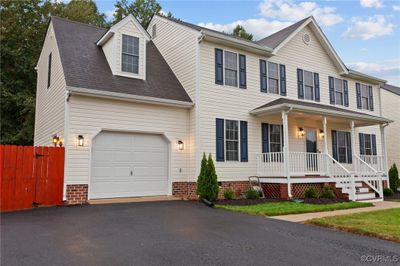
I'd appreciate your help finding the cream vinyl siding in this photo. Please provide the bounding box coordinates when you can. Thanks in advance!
[34,22,66,146]
[64,95,190,185]
[148,16,200,179]
[381,89,400,168]
[196,25,383,181]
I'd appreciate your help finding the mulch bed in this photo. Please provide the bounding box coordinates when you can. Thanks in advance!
[384,192,400,201]
[217,198,286,206]
[302,198,349,204]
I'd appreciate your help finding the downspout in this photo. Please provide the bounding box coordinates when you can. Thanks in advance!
[283,107,293,198]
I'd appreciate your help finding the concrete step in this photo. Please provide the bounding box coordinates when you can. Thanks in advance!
[356,187,370,193]
[355,192,377,200]
[356,197,383,203]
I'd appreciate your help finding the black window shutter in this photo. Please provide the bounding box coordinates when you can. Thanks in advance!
[239,54,246,89]
[368,86,374,111]
[343,80,349,107]
[332,130,338,161]
[215,49,223,85]
[260,60,267,92]
[297,69,304,99]
[329,76,335,104]
[359,133,365,155]
[346,132,352,164]
[280,125,284,149]
[47,53,52,88]
[356,83,362,109]
[314,72,320,102]
[216,118,225,161]
[240,121,248,162]
[261,123,269,153]
[371,134,377,155]
[279,64,286,96]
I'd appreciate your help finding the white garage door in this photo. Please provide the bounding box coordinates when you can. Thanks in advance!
[90,131,169,199]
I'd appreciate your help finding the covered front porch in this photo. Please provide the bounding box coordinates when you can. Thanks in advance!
[250,98,392,201]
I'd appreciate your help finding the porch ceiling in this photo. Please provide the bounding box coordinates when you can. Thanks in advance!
[250,98,392,127]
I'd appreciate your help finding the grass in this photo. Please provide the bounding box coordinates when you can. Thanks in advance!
[307,208,400,242]
[217,201,372,216]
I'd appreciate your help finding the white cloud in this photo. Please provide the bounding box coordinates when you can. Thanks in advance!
[360,0,383,8]
[342,15,395,40]
[393,5,400,11]
[349,59,400,86]
[198,19,292,40]
[105,9,116,21]
[360,47,368,52]
[258,0,343,26]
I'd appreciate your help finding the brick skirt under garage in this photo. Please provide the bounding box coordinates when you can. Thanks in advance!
[66,184,88,205]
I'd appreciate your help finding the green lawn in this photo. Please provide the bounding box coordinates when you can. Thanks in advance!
[308,208,400,242]
[217,201,372,216]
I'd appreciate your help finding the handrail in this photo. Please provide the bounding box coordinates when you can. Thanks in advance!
[354,154,378,173]
[325,153,350,174]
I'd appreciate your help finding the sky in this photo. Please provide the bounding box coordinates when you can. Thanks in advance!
[96,0,400,86]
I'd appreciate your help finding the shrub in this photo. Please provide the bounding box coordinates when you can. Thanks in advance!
[304,187,319,198]
[320,186,335,199]
[244,188,260,199]
[223,188,235,200]
[389,163,399,192]
[383,188,394,197]
[196,153,219,202]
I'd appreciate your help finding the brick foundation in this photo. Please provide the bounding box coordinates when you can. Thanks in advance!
[66,184,88,205]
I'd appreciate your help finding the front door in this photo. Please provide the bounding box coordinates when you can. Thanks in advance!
[306,129,318,172]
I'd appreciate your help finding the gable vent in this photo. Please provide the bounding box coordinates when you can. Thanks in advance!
[302,33,311,45]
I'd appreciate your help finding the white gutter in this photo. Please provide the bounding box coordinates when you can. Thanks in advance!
[344,69,387,85]
[66,86,194,108]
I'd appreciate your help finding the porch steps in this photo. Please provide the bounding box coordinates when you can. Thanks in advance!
[336,181,383,202]
[355,192,377,201]
[356,197,383,203]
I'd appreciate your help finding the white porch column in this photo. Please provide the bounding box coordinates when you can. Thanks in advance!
[350,120,357,200]
[282,110,292,198]
[322,116,329,176]
[380,124,388,179]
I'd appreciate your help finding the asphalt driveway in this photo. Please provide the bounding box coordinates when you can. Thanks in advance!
[1,201,399,266]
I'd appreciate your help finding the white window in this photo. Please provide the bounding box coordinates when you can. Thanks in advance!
[361,133,373,155]
[360,84,369,110]
[224,51,238,87]
[121,34,139,74]
[304,70,314,100]
[225,120,239,161]
[268,62,279,94]
[337,131,348,163]
[269,124,282,152]
[334,78,343,105]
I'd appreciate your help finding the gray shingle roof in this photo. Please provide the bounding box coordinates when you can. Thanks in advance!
[382,84,400,96]
[51,17,192,103]
[256,17,310,49]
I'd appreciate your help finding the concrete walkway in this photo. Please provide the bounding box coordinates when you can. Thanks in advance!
[272,201,400,223]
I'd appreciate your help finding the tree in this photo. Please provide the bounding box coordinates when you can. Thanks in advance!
[113,0,161,28]
[389,163,399,192]
[0,0,108,145]
[232,24,253,41]
[196,153,219,202]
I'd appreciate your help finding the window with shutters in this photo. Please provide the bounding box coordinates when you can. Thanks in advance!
[360,133,374,155]
[337,131,348,163]
[122,34,139,74]
[361,84,369,110]
[224,51,238,87]
[269,124,282,152]
[268,62,279,94]
[225,120,239,161]
[304,70,314,100]
[334,78,344,105]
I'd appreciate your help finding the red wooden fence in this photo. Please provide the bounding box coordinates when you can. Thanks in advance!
[0,145,65,211]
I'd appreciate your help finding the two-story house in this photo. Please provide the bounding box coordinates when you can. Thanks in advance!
[34,14,392,204]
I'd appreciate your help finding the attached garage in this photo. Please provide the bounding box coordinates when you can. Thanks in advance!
[90,131,169,199]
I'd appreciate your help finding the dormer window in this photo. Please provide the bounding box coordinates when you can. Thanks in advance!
[122,34,139,74]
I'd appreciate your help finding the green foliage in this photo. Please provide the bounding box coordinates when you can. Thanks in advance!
[244,188,260,199]
[113,0,161,28]
[0,0,108,145]
[231,25,253,41]
[383,188,394,197]
[304,188,319,198]
[389,163,399,191]
[196,153,219,202]
[223,188,235,200]
[320,186,335,199]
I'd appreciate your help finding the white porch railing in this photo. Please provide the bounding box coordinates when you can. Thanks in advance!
[355,155,383,197]
[256,152,285,177]
[360,155,385,173]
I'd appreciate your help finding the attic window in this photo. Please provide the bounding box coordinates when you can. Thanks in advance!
[152,24,157,38]
[122,34,139,74]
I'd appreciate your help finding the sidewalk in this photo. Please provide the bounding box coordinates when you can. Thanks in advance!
[272,201,400,222]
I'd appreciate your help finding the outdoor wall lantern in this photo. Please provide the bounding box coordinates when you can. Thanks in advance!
[78,135,84,146]
[52,135,59,147]
[177,140,184,150]
[319,130,325,139]
[298,127,305,137]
